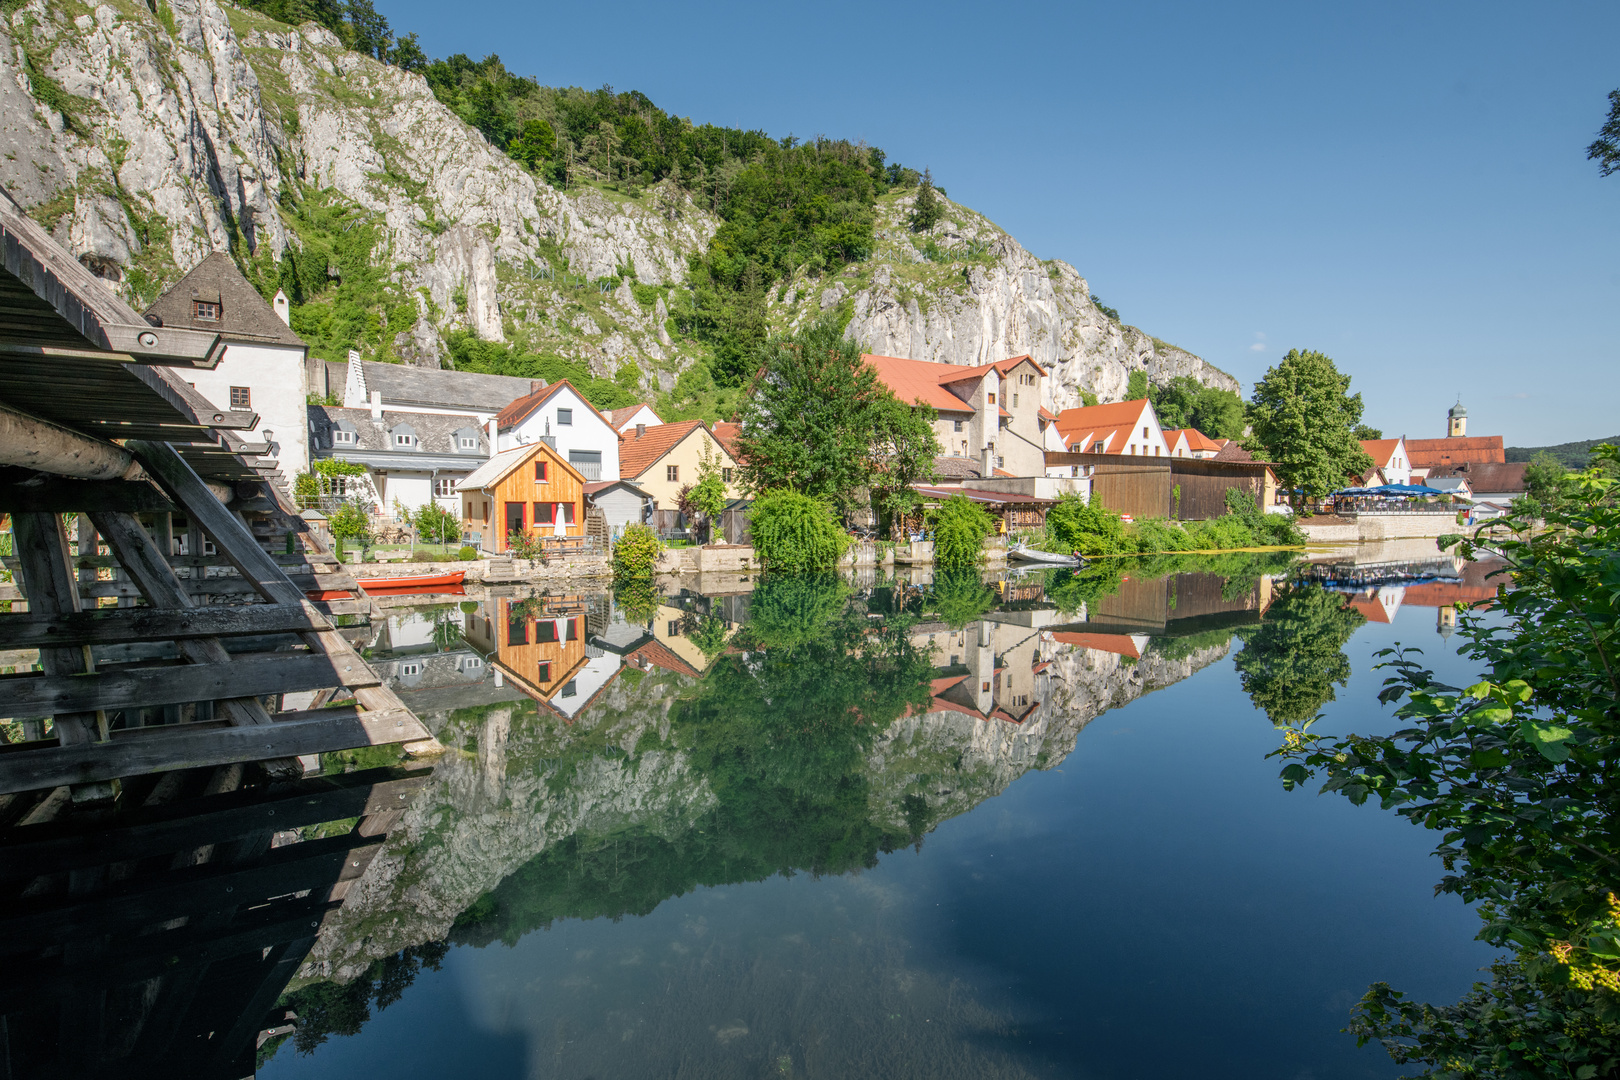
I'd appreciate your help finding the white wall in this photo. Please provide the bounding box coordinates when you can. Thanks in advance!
[498,384,622,481]
[615,405,662,432]
[188,341,309,474]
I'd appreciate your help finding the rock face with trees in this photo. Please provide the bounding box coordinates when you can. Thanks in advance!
[1,0,1236,415]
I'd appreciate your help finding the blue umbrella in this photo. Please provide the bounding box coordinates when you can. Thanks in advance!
[1367,484,1447,495]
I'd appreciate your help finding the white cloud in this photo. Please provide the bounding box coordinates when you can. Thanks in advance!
[1249,331,1267,352]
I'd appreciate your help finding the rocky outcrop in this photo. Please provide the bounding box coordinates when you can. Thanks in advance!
[5,0,1232,400]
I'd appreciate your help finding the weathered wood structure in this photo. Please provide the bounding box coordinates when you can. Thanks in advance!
[1045,452,1277,520]
[0,183,437,800]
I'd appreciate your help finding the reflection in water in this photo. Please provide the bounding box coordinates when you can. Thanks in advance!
[3,543,1505,1077]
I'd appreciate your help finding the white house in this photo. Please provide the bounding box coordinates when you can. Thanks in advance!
[144,253,310,481]
[495,379,622,482]
[309,404,491,514]
[865,353,1049,477]
[1051,399,1171,458]
[608,403,663,434]
[1358,437,1413,486]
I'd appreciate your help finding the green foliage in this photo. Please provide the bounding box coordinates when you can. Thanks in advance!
[1523,450,1569,510]
[928,570,998,628]
[328,501,370,546]
[458,545,479,561]
[507,117,555,171]
[734,317,922,512]
[412,502,460,544]
[1353,423,1384,440]
[1150,375,1247,440]
[1092,295,1120,321]
[273,942,448,1059]
[1046,494,1132,555]
[681,441,728,541]
[1506,436,1620,469]
[1587,88,1620,177]
[931,495,994,568]
[446,333,636,411]
[505,529,547,567]
[748,490,850,573]
[870,392,941,537]
[1046,490,1301,556]
[612,522,662,579]
[1124,369,1150,401]
[1272,446,1620,1073]
[293,471,320,508]
[1079,389,1100,408]
[909,168,942,232]
[743,574,852,650]
[1232,584,1365,726]
[1245,348,1375,505]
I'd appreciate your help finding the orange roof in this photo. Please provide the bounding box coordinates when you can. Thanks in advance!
[711,421,742,460]
[496,379,616,432]
[626,637,699,678]
[1359,439,1402,467]
[1183,429,1222,453]
[994,354,1045,376]
[1347,597,1394,623]
[1400,582,1497,607]
[1038,407,1058,422]
[1050,631,1141,658]
[1053,399,1152,453]
[609,403,661,428]
[865,354,978,412]
[619,419,728,480]
[1405,436,1505,467]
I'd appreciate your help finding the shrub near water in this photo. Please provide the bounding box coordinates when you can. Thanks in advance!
[613,522,662,578]
[1045,489,1303,556]
[932,494,994,567]
[749,490,850,573]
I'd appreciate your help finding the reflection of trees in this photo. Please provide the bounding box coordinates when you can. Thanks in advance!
[449,575,936,949]
[270,942,449,1060]
[927,569,998,628]
[1232,583,1365,726]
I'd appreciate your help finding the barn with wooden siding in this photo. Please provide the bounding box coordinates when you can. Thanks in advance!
[1044,452,1279,521]
[456,440,586,553]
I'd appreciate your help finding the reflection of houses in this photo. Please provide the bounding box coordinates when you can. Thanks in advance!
[652,599,740,674]
[911,617,1048,724]
[465,596,592,709]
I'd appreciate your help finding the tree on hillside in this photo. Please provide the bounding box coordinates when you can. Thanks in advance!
[909,169,942,232]
[1124,370,1150,401]
[1150,375,1246,439]
[1245,349,1374,507]
[1588,88,1620,176]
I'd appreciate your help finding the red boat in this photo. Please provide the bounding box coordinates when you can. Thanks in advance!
[355,569,467,591]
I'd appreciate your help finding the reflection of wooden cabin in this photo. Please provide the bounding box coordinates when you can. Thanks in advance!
[1082,572,1272,636]
[466,596,591,707]
[456,441,586,553]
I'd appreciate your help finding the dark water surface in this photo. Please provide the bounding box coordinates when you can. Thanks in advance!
[246,558,1498,1078]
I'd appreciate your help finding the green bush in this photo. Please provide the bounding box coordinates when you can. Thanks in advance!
[328,502,370,549]
[613,522,663,578]
[929,570,998,628]
[412,502,460,544]
[293,472,320,508]
[749,490,850,573]
[458,545,479,561]
[931,494,994,568]
[1046,494,1131,555]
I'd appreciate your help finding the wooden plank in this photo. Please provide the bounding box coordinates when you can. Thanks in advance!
[0,471,175,513]
[0,769,427,880]
[0,705,425,794]
[0,603,324,650]
[10,513,101,745]
[0,833,382,947]
[0,652,380,717]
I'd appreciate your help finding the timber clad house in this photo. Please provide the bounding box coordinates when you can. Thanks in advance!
[455,440,587,551]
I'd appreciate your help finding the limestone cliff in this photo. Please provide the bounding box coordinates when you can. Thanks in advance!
[3,0,1233,400]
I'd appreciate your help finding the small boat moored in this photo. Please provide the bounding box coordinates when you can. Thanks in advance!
[1007,543,1087,567]
[356,569,467,591]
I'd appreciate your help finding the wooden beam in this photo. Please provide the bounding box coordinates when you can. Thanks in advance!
[0,399,143,480]
[0,469,175,513]
[10,513,101,745]
[0,603,325,650]
[0,652,380,717]
[0,769,428,880]
[0,705,425,794]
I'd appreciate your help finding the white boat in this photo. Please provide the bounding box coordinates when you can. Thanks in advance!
[1007,542,1085,567]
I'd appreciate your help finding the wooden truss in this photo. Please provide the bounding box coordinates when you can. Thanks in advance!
[0,440,437,796]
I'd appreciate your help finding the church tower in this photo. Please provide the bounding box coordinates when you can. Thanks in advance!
[1447,400,1467,438]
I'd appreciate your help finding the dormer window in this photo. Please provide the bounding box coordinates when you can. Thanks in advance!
[193,300,219,321]
[390,424,419,449]
[395,433,414,447]
[460,436,477,449]
[333,429,355,446]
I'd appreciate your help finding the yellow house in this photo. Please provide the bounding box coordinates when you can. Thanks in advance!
[618,419,740,509]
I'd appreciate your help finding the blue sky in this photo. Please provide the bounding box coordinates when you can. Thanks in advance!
[379,0,1619,446]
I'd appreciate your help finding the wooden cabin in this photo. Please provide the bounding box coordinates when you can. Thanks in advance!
[456,441,586,553]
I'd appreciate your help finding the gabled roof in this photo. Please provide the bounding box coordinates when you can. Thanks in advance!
[583,479,651,498]
[1182,429,1223,454]
[1049,631,1142,659]
[496,379,616,432]
[609,403,662,428]
[1038,407,1059,423]
[619,419,729,480]
[865,354,978,412]
[711,421,742,460]
[1053,399,1153,452]
[144,252,306,350]
[1213,441,1255,463]
[1359,438,1403,467]
[1405,436,1505,467]
[455,440,582,491]
[994,354,1045,376]
[1424,461,1527,493]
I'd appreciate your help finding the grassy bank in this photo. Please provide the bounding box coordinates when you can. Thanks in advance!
[1030,491,1305,557]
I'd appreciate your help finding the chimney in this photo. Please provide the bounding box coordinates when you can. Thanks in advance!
[369,389,383,421]
[272,289,291,326]
[635,423,646,439]
[981,443,993,477]
[530,379,547,394]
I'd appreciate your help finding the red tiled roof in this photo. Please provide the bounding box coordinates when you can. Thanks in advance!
[609,403,661,428]
[1038,407,1058,422]
[619,419,726,480]
[711,421,742,460]
[994,354,1045,377]
[865,354,978,412]
[1405,436,1505,467]
[1213,441,1255,462]
[628,637,699,678]
[1050,631,1141,659]
[1359,439,1402,467]
[1182,429,1223,453]
[1400,582,1497,607]
[1053,400,1152,454]
[1424,461,1527,493]
[496,379,617,432]
[1347,597,1395,624]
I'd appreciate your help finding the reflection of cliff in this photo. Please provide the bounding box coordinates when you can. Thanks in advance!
[300,588,1231,986]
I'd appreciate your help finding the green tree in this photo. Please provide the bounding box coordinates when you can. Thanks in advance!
[748,490,850,573]
[909,168,942,232]
[1273,446,1620,1074]
[1232,583,1365,726]
[931,494,994,568]
[1125,369,1150,401]
[1587,88,1620,176]
[869,393,941,538]
[732,317,883,510]
[1150,375,1247,439]
[1523,450,1568,510]
[1353,424,1383,441]
[412,502,460,546]
[507,118,555,171]
[1245,349,1375,507]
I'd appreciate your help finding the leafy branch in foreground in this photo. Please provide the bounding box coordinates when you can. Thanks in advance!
[1271,445,1620,1077]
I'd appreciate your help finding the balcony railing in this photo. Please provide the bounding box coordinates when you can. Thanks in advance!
[573,461,603,481]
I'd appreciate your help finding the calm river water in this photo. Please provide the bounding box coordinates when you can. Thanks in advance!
[257,549,1501,1080]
